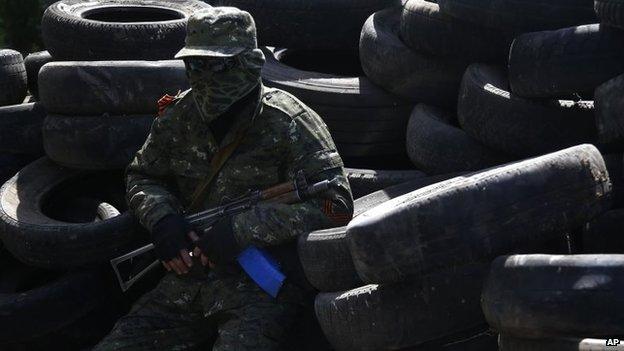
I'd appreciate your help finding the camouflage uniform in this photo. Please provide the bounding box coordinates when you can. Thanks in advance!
[93,7,352,351]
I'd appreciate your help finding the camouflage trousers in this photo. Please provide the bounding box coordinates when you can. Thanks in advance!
[93,264,306,351]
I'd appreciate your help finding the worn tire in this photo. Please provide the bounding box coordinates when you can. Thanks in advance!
[436,0,596,32]
[458,64,596,157]
[483,254,624,339]
[210,0,398,49]
[596,74,624,147]
[0,49,27,106]
[261,47,412,168]
[359,8,468,106]
[39,60,189,115]
[345,168,425,199]
[596,0,624,29]
[24,51,53,99]
[509,24,624,98]
[347,145,611,284]
[400,0,512,62]
[299,174,459,292]
[43,114,153,170]
[406,104,512,174]
[315,264,488,351]
[0,157,148,269]
[0,103,46,155]
[582,209,624,254]
[41,0,210,60]
[499,335,624,351]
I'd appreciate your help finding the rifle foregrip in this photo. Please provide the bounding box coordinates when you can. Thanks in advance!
[263,191,301,205]
[261,181,296,200]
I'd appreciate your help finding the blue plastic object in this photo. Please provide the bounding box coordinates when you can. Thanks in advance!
[237,246,286,298]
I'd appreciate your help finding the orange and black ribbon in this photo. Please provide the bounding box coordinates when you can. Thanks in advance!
[322,199,352,225]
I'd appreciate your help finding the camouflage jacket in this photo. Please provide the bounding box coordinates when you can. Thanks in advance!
[126,85,353,252]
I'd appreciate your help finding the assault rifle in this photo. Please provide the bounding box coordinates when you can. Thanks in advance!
[111,171,337,296]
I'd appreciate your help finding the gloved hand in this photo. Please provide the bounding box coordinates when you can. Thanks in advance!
[193,216,240,265]
[152,213,194,274]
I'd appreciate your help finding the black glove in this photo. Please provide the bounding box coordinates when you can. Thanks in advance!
[152,213,192,261]
[196,216,240,264]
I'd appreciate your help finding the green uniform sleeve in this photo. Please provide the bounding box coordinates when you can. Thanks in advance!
[126,117,183,232]
[230,109,354,248]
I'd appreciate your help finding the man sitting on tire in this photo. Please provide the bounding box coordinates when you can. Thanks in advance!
[93,7,353,351]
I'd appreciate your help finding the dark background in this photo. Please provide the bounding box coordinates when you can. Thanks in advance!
[0,0,48,54]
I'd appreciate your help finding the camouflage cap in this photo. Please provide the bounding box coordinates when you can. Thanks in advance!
[175,7,257,59]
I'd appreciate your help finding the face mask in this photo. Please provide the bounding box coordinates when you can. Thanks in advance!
[186,49,265,123]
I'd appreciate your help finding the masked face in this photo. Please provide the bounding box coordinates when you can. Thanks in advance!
[185,49,265,123]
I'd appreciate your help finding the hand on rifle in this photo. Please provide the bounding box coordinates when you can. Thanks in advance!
[151,214,196,275]
[188,231,215,268]
[191,217,237,267]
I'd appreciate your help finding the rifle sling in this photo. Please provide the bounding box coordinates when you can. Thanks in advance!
[188,126,249,213]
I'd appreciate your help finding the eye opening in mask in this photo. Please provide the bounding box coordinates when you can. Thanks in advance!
[184,56,240,74]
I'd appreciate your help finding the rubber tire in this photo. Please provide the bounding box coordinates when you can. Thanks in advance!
[0,102,46,155]
[596,74,624,147]
[0,205,127,350]
[315,264,488,351]
[509,24,624,99]
[457,64,596,157]
[400,0,512,62]
[0,49,27,106]
[299,173,459,292]
[359,8,468,107]
[0,266,118,347]
[39,60,189,115]
[210,0,399,49]
[347,144,611,284]
[436,0,596,33]
[582,209,624,254]
[261,47,413,167]
[43,114,153,170]
[24,51,53,99]
[499,335,624,351]
[345,167,426,199]
[482,254,624,339]
[41,0,210,60]
[596,0,624,29]
[0,157,147,269]
[406,104,512,174]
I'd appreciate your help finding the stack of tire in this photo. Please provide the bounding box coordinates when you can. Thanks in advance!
[355,0,613,176]
[479,5,624,349]
[0,49,47,189]
[360,2,624,349]
[304,144,612,350]
[0,0,209,349]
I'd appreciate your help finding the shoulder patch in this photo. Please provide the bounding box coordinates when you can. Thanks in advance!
[157,89,190,117]
[262,88,308,119]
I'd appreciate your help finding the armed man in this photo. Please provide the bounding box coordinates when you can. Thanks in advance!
[93,6,353,351]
